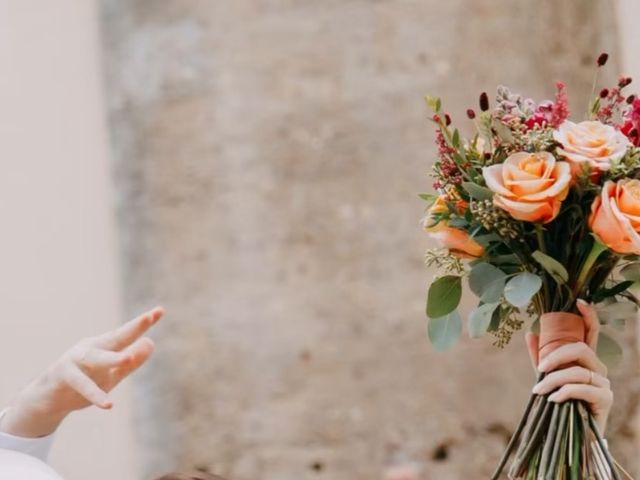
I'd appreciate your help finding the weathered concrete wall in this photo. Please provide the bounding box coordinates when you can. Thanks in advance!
[99,1,638,479]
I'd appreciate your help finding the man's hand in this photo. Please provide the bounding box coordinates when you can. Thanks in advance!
[0,307,164,438]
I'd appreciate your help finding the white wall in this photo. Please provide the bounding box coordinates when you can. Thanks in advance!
[0,1,138,479]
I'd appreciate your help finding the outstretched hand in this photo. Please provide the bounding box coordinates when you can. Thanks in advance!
[0,307,164,438]
[525,300,612,433]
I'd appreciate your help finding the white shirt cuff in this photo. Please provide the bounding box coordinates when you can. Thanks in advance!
[0,409,55,462]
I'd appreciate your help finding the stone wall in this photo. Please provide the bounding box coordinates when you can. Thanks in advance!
[100,1,639,479]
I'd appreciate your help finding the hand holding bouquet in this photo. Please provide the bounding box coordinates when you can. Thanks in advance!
[421,53,639,479]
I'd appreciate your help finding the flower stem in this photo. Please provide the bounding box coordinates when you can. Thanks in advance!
[491,374,544,480]
[535,224,550,311]
[574,236,608,298]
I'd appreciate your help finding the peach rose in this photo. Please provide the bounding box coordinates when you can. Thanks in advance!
[483,151,571,223]
[589,179,640,254]
[424,196,484,257]
[553,120,630,173]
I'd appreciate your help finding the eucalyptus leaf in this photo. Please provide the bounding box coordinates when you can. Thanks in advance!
[469,262,507,303]
[620,263,640,282]
[595,301,638,324]
[462,182,494,201]
[504,272,542,307]
[596,332,623,369]
[428,310,462,351]
[532,250,569,283]
[610,318,626,330]
[426,276,462,318]
[468,302,500,338]
[448,217,468,228]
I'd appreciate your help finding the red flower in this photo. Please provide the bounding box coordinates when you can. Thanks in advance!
[622,98,640,146]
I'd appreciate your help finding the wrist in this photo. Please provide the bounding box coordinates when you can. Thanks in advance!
[1,403,67,438]
[1,377,69,438]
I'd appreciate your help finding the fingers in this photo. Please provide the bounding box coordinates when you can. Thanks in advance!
[112,337,155,381]
[525,332,539,369]
[547,383,613,407]
[532,366,609,395]
[537,342,607,376]
[72,347,130,370]
[577,299,600,350]
[97,307,164,351]
[64,366,112,409]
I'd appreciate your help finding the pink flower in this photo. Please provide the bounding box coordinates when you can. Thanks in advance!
[523,82,569,129]
[525,101,554,129]
[550,81,569,127]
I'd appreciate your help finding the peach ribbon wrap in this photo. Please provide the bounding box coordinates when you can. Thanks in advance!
[538,312,586,363]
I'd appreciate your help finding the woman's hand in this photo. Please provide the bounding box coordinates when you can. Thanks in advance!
[0,307,164,438]
[525,299,613,434]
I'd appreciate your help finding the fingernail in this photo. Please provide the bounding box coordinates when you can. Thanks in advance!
[577,298,587,305]
[537,361,548,372]
[532,383,542,394]
[548,393,558,402]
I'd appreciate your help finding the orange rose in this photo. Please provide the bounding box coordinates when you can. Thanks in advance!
[589,179,640,254]
[553,120,630,174]
[424,196,484,257]
[483,151,571,223]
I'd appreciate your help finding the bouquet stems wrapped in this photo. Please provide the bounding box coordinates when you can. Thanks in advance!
[421,53,639,478]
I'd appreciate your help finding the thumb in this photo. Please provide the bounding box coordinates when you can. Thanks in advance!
[525,331,540,370]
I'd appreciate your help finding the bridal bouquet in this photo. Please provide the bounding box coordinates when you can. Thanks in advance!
[421,53,639,479]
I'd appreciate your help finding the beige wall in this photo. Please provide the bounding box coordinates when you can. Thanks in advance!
[0,1,137,479]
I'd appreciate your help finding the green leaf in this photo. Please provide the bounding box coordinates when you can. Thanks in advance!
[488,305,503,332]
[492,119,514,143]
[428,310,462,351]
[425,96,441,113]
[504,273,542,308]
[490,253,521,266]
[469,262,506,303]
[418,192,437,202]
[452,129,461,148]
[468,302,500,338]
[596,332,623,369]
[473,233,501,247]
[461,181,494,201]
[592,280,635,303]
[576,235,608,291]
[530,317,540,334]
[620,263,640,282]
[476,111,493,147]
[426,276,462,318]
[532,250,569,283]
